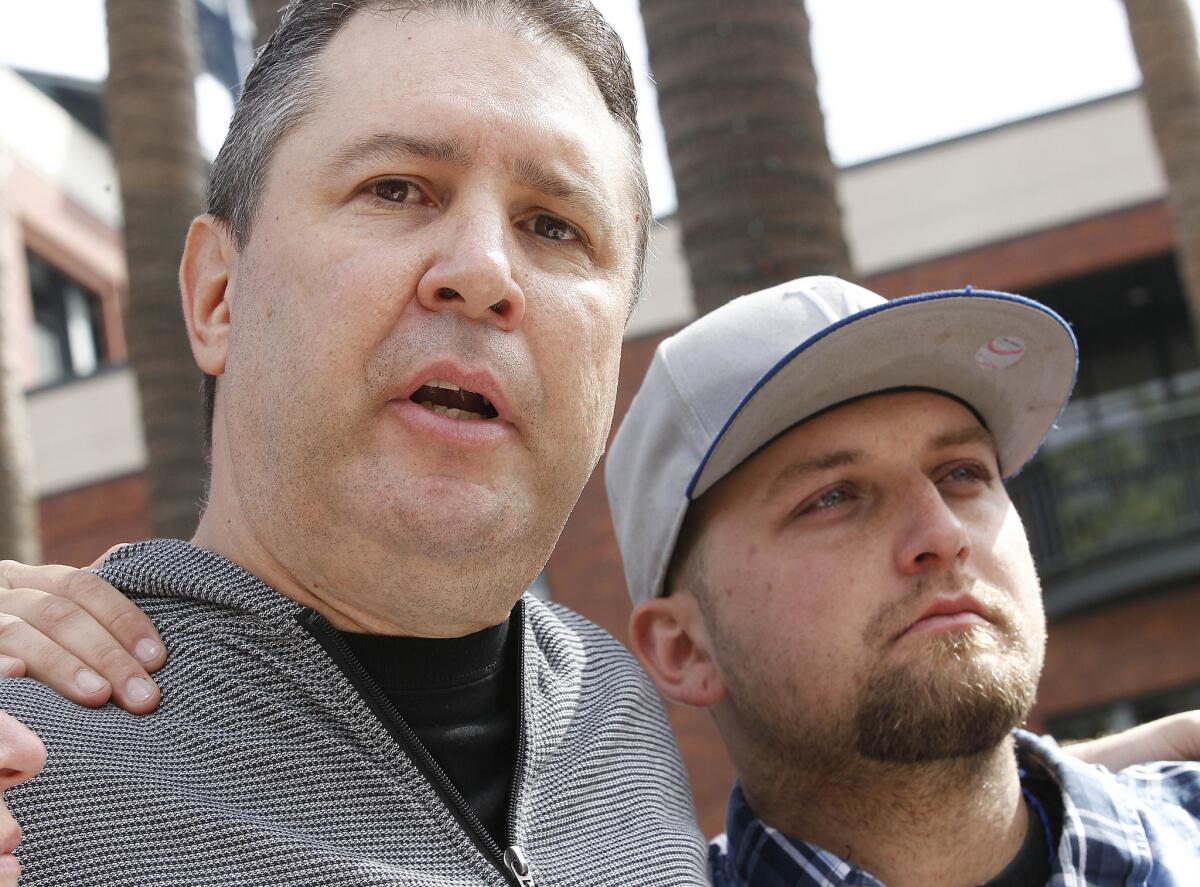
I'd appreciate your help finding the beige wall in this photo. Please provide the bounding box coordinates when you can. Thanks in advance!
[633,91,1167,338]
[28,367,146,497]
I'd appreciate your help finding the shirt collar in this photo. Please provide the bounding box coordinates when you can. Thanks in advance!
[714,731,1155,886]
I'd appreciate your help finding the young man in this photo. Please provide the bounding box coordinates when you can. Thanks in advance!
[0,1,708,883]
[607,275,1200,885]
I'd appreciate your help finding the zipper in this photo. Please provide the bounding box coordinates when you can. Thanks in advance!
[300,602,534,886]
[504,599,531,882]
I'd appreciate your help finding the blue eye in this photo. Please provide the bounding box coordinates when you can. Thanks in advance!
[815,488,849,509]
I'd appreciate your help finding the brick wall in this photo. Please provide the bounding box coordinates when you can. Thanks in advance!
[861,201,1172,297]
[1032,581,1200,730]
[39,473,151,567]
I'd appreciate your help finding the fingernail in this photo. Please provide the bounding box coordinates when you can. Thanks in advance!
[133,638,161,664]
[75,668,107,695]
[125,676,154,703]
[0,655,20,676]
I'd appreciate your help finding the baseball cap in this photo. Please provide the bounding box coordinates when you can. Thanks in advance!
[605,276,1078,606]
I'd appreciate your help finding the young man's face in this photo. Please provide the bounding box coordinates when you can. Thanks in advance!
[208,11,639,623]
[684,391,1046,766]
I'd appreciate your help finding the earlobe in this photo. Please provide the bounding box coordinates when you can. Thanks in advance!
[629,597,725,709]
[179,215,235,376]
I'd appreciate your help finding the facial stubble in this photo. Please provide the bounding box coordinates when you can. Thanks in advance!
[716,581,1042,773]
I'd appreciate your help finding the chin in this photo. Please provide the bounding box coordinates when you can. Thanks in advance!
[854,644,1038,763]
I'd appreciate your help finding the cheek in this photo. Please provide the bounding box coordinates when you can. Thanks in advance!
[989,506,1046,633]
[529,285,625,451]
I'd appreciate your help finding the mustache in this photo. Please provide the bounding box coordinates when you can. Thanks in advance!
[862,574,1020,649]
[365,314,533,400]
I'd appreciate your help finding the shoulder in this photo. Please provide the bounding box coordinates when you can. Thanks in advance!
[1019,730,1200,868]
[527,596,632,657]
[524,593,676,732]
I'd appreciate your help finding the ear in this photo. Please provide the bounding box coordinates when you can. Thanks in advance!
[629,595,725,708]
[179,214,235,376]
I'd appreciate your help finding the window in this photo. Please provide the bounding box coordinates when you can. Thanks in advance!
[27,250,106,388]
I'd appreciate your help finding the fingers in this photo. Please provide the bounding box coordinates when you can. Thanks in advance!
[0,609,117,708]
[0,564,164,715]
[0,561,166,672]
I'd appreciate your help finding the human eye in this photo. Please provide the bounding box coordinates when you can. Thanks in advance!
[524,213,585,244]
[938,461,993,489]
[794,485,854,518]
[363,178,432,207]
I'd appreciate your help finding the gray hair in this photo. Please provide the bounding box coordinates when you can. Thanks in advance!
[202,0,650,443]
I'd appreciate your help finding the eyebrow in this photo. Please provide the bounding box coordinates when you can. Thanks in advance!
[323,132,472,177]
[761,449,862,505]
[323,131,614,234]
[512,156,610,229]
[929,424,997,452]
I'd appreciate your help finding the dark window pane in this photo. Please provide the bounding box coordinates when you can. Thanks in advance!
[26,250,106,387]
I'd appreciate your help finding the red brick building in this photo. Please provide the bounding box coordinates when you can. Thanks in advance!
[4,70,1198,836]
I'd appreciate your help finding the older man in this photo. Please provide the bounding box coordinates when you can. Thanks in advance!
[608,276,1200,885]
[0,1,707,883]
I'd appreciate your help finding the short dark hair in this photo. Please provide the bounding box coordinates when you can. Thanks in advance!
[200,0,650,447]
[664,499,711,601]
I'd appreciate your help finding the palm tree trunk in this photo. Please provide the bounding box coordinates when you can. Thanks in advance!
[248,0,283,47]
[639,0,851,316]
[105,0,208,539]
[0,154,43,563]
[1121,0,1200,349]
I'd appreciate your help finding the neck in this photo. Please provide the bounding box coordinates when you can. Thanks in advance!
[738,737,1027,887]
[194,444,520,637]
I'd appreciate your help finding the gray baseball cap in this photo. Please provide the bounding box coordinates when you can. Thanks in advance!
[605,276,1078,606]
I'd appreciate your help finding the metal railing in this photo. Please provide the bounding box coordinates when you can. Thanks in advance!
[1007,397,1200,583]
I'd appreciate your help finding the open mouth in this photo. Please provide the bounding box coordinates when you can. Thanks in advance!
[410,379,499,421]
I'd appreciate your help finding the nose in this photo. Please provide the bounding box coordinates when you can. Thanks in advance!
[894,480,971,576]
[416,207,526,330]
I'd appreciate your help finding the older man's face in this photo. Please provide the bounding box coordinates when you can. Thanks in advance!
[215,11,638,624]
[691,391,1046,767]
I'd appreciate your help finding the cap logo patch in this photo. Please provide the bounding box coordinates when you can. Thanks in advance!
[975,336,1026,370]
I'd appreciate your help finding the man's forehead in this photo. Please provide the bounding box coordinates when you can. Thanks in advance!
[307,12,628,180]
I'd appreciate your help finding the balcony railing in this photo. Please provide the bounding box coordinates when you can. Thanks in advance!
[1007,396,1200,615]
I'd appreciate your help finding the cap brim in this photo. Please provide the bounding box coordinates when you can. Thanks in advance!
[688,291,1078,499]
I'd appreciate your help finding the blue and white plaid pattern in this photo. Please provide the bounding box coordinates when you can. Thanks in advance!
[709,730,1200,886]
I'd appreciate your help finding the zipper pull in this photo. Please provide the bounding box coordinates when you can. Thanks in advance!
[502,846,534,887]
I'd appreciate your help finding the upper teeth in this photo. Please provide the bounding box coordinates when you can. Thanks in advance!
[426,379,461,391]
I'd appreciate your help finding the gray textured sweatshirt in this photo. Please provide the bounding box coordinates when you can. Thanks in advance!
[2,540,708,886]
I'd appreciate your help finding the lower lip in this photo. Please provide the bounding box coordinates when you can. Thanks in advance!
[388,398,515,446]
[901,611,989,639]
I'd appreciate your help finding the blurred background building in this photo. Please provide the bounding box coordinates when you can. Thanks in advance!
[2,0,1198,837]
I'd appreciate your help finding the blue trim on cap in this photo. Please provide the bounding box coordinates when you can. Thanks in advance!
[685,289,1077,499]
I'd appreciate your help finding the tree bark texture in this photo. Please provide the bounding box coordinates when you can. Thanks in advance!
[248,0,283,48]
[105,0,208,539]
[1122,0,1200,349]
[0,156,43,563]
[640,0,852,316]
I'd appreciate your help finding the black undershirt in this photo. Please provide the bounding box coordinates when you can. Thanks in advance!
[342,614,520,847]
[979,764,1064,887]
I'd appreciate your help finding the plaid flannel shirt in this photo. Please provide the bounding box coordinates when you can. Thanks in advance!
[709,730,1200,886]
